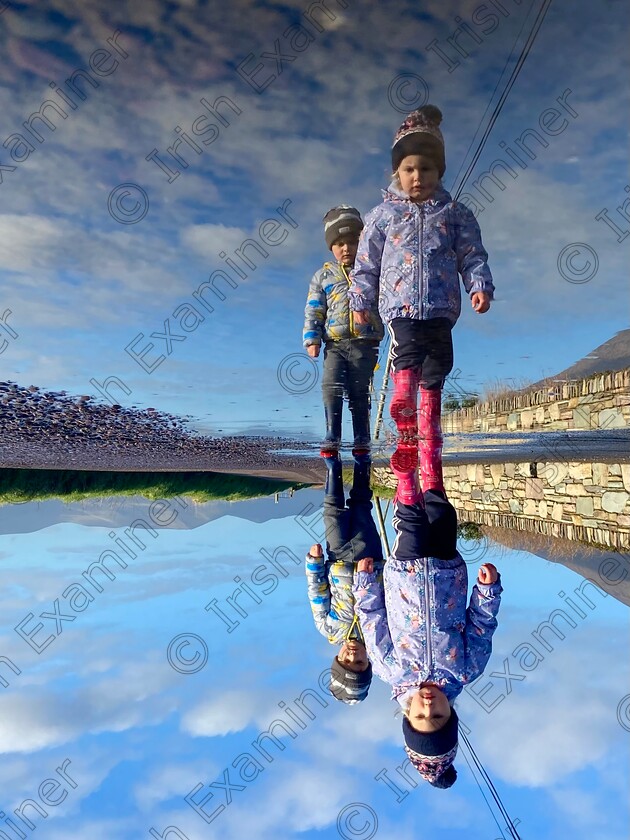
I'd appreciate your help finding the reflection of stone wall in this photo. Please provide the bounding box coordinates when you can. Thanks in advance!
[482,526,630,607]
[443,368,630,433]
[373,461,630,551]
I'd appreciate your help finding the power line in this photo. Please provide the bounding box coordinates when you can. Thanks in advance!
[460,747,507,839]
[449,0,539,196]
[452,0,555,200]
[459,726,522,840]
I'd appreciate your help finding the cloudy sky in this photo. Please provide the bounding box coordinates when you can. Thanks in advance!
[0,489,628,839]
[0,0,627,440]
[1,4,628,836]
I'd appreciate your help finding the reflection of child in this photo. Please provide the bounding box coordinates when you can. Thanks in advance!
[353,452,502,787]
[349,105,494,490]
[305,452,384,704]
[303,206,384,454]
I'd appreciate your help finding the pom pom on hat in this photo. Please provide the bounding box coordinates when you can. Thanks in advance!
[392,104,446,176]
[430,765,457,789]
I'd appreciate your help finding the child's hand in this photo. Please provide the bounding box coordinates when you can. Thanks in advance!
[310,543,323,557]
[353,310,370,325]
[357,557,374,573]
[307,345,320,358]
[471,292,491,313]
[478,563,498,584]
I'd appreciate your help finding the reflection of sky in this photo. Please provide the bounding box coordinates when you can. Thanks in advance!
[0,490,628,839]
[0,1,628,439]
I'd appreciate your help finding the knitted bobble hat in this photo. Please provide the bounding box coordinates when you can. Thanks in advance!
[402,706,459,788]
[323,205,364,250]
[330,656,373,704]
[391,104,446,176]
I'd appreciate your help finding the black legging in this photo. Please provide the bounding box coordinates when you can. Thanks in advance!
[388,317,453,390]
[392,490,458,560]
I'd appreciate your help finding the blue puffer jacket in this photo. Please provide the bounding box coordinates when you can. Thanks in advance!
[305,551,385,645]
[353,553,502,706]
[349,183,494,326]
[303,261,384,347]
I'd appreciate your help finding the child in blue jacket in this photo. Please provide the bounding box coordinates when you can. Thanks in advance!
[303,206,384,454]
[305,452,384,704]
[352,445,502,787]
[349,105,494,491]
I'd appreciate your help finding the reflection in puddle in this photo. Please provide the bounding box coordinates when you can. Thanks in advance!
[374,458,630,551]
[0,487,627,838]
[0,468,303,506]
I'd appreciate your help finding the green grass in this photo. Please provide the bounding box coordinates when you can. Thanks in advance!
[0,469,308,505]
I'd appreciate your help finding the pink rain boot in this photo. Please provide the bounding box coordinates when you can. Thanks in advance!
[418,387,444,493]
[390,445,422,506]
[390,368,419,441]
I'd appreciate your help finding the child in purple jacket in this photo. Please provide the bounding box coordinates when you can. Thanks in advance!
[352,446,502,788]
[350,104,494,493]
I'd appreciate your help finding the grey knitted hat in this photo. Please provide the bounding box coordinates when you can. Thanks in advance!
[323,206,364,250]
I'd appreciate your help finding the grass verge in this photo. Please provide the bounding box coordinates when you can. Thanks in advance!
[0,468,308,505]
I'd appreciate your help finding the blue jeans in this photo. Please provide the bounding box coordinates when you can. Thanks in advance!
[323,461,383,564]
[322,340,379,447]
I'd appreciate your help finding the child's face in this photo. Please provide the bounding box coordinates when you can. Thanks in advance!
[408,684,451,732]
[396,155,440,202]
[338,640,369,672]
[331,236,359,267]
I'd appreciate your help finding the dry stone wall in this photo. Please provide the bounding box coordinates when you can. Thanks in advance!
[444,369,630,434]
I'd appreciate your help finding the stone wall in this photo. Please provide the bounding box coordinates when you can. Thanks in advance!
[443,368,630,434]
[373,461,630,551]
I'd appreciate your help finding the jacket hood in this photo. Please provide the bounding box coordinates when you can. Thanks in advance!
[383,181,452,206]
[394,679,461,710]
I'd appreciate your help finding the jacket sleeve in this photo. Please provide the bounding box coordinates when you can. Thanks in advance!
[303,270,327,347]
[353,569,397,683]
[462,574,503,683]
[349,207,385,311]
[452,203,495,299]
[305,552,333,639]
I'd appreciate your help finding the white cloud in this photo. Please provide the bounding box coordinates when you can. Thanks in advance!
[181,224,252,262]
[133,760,219,811]
[457,620,628,787]
[0,656,175,754]
[182,690,259,737]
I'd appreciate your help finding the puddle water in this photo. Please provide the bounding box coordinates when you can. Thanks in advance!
[0,488,627,839]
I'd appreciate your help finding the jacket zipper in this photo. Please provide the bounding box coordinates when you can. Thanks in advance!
[419,205,424,319]
[342,263,356,337]
[424,557,432,674]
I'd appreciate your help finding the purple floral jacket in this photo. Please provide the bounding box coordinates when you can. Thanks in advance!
[348,183,494,326]
[352,553,502,706]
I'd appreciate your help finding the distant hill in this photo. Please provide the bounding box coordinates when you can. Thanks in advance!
[0,487,322,536]
[525,328,630,392]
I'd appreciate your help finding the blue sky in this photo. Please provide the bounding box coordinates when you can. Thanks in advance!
[0,0,628,440]
[0,489,628,839]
